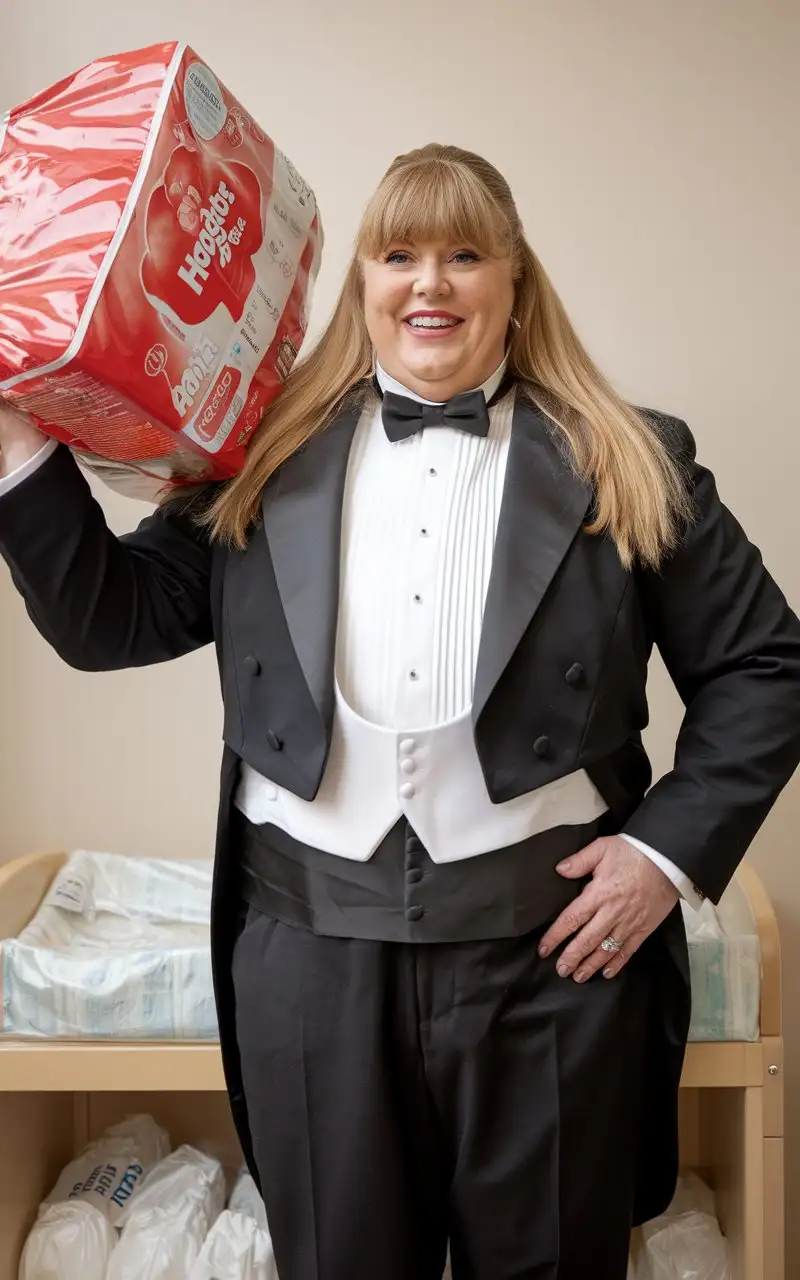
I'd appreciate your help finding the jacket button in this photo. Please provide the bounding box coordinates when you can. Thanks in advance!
[565,662,585,688]
[265,729,283,751]
[244,655,261,676]
[533,735,552,758]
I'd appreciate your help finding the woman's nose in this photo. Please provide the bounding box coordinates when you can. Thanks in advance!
[413,263,450,297]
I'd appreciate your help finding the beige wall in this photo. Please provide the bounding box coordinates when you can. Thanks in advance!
[2,0,799,1257]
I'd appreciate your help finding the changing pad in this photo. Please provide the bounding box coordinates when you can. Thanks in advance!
[1,849,762,1042]
[1,851,218,1039]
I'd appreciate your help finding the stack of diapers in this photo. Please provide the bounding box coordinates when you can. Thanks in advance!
[1,851,217,1039]
[19,1115,170,1279]
[19,1122,278,1280]
[0,41,322,500]
[681,887,761,1042]
[632,1173,731,1279]
[191,1168,278,1280]
[108,1146,226,1279]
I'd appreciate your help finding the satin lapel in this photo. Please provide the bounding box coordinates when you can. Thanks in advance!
[472,392,594,724]
[261,398,364,732]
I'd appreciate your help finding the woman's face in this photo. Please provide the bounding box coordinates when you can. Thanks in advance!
[362,238,515,401]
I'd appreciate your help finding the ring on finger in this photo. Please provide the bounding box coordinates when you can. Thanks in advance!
[600,935,625,954]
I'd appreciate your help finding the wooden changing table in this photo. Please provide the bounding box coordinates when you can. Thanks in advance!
[0,851,785,1279]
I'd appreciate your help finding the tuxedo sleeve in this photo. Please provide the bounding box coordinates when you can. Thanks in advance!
[0,444,213,670]
[623,417,800,903]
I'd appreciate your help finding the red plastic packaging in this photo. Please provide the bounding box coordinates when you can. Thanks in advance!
[0,42,323,497]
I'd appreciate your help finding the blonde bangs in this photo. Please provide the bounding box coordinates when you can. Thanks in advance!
[357,159,513,261]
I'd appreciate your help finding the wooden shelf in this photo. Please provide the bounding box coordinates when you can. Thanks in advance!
[0,1037,769,1094]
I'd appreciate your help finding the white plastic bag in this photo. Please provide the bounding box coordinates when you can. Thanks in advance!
[44,1114,170,1224]
[191,1210,277,1280]
[3,852,216,1040]
[228,1168,269,1234]
[108,1145,225,1280]
[107,1193,210,1280]
[638,1174,731,1280]
[681,897,760,1043]
[18,1202,116,1280]
[640,1211,731,1279]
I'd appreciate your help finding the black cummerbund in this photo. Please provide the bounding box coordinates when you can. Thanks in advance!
[232,808,607,943]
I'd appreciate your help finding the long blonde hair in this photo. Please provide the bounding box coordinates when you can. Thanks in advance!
[200,143,694,570]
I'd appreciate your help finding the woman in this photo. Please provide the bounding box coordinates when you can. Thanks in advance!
[1,144,799,1280]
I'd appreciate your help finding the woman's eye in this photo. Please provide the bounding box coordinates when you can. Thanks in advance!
[383,249,480,265]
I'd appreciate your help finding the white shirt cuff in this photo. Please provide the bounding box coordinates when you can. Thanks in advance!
[0,437,58,497]
[619,833,705,911]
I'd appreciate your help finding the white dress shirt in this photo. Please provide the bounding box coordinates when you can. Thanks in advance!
[0,379,701,906]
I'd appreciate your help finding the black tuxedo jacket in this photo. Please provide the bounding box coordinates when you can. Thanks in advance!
[1,383,799,1221]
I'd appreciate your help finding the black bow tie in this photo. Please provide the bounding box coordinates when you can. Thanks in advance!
[375,378,494,443]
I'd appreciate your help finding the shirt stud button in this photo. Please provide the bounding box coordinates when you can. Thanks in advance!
[409,669,418,680]
[428,468,437,476]
[399,738,416,754]
[399,782,416,799]
[413,594,422,603]
[400,758,416,775]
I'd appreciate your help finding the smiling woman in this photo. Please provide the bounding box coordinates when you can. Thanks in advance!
[204,143,693,574]
[2,138,799,1280]
[361,239,515,401]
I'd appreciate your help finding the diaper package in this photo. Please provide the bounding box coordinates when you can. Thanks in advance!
[18,1203,117,1280]
[108,1145,226,1280]
[19,1116,170,1279]
[0,42,322,499]
[1,851,216,1039]
[682,897,761,1042]
[44,1115,170,1224]
[191,1211,277,1280]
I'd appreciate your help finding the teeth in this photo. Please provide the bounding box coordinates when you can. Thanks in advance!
[407,317,460,328]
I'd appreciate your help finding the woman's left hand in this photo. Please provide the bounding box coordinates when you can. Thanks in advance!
[537,835,680,981]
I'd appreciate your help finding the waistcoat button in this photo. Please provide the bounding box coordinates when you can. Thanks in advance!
[565,662,585,688]
[406,905,425,922]
[265,729,283,751]
[243,655,261,676]
[533,735,552,758]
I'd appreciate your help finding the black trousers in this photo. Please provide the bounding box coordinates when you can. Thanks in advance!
[231,899,652,1280]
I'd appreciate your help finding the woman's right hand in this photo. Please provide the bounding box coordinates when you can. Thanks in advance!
[0,399,48,479]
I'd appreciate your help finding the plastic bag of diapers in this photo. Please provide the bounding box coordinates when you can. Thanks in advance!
[636,1174,731,1279]
[18,1202,117,1280]
[191,1167,276,1279]
[0,41,322,500]
[107,1145,225,1279]
[191,1211,277,1280]
[19,1114,170,1279]
[227,1168,268,1233]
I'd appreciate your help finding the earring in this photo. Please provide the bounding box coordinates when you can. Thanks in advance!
[510,315,521,330]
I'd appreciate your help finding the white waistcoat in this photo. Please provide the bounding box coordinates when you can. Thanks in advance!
[235,679,609,862]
